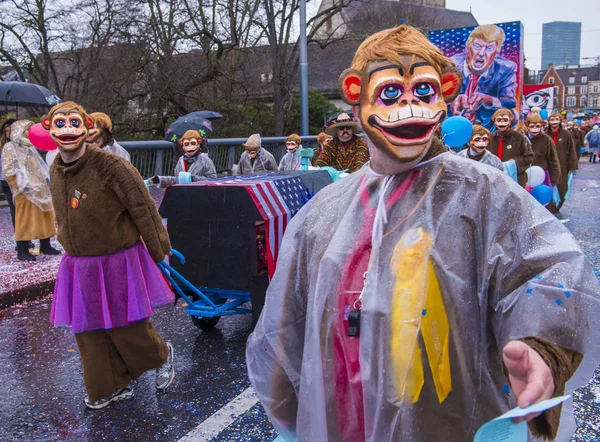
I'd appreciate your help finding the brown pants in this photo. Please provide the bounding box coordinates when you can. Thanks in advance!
[75,319,169,402]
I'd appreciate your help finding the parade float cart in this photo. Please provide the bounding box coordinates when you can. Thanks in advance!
[158,170,332,329]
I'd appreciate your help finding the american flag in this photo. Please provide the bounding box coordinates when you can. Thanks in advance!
[190,173,312,278]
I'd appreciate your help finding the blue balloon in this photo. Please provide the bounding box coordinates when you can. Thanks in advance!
[539,109,549,120]
[531,184,553,205]
[441,116,473,148]
[577,119,582,124]
[581,147,586,155]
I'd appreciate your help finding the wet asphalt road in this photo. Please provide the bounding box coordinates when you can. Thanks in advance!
[1,159,600,442]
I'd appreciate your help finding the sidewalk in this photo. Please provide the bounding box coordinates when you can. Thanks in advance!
[0,205,63,309]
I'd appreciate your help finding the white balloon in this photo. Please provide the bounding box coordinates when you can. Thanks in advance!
[526,165,546,187]
[45,149,59,167]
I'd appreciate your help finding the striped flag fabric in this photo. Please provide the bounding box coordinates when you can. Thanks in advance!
[189,173,312,278]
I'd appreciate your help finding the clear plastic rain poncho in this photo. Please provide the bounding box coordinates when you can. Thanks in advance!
[0,120,53,212]
[246,150,600,442]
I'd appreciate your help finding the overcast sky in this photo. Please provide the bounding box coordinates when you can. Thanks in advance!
[446,0,600,71]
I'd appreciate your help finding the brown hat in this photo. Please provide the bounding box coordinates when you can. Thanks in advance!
[323,111,361,137]
[243,133,261,149]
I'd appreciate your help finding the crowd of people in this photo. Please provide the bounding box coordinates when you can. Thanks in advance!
[0,22,599,441]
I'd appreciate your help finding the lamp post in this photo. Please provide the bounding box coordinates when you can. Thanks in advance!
[299,0,309,136]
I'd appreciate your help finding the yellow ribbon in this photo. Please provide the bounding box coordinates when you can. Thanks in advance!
[390,227,452,404]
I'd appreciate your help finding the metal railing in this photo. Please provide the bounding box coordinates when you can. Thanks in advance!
[121,136,319,178]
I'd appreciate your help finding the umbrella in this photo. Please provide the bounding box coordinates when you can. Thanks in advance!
[0,81,62,107]
[189,110,223,121]
[165,113,215,143]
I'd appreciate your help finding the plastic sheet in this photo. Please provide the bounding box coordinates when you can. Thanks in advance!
[247,153,600,442]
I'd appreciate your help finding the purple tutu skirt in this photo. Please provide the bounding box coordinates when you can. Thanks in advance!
[50,242,174,333]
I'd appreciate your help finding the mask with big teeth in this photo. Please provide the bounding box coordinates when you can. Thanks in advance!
[179,130,202,156]
[494,115,511,132]
[42,102,93,152]
[339,54,462,163]
[468,125,490,154]
[548,115,561,130]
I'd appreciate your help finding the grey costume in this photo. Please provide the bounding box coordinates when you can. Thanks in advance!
[278,151,301,171]
[247,150,599,442]
[103,140,130,162]
[457,147,505,172]
[157,154,217,187]
[238,148,278,174]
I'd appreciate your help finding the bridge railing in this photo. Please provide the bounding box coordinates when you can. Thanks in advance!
[121,136,319,177]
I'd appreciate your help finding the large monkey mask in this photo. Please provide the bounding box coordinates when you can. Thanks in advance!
[42,101,94,153]
[338,25,462,163]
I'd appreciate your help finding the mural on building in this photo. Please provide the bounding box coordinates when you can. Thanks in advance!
[429,22,524,131]
[522,84,554,115]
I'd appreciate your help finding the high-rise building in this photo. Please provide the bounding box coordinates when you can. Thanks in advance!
[542,22,581,69]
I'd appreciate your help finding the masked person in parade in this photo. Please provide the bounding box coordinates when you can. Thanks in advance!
[246,25,599,442]
[526,115,562,212]
[456,125,504,171]
[152,129,217,186]
[546,112,578,213]
[45,102,175,410]
[1,120,61,260]
[238,133,278,174]
[486,108,533,187]
[316,112,369,173]
[278,133,302,171]
[87,112,131,161]
[566,120,584,161]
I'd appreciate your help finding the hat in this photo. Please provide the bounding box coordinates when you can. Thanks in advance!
[594,125,599,130]
[323,111,361,137]
[243,133,261,149]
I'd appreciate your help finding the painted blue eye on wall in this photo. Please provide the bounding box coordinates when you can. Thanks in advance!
[70,119,81,128]
[379,85,402,105]
[414,83,435,103]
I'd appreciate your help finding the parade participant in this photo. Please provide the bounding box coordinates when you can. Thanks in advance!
[87,112,130,161]
[456,125,504,171]
[530,106,541,116]
[238,133,278,174]
[568,121,585,160]
[247,24,598,442]
[312,132,332,165]
[585,124,600,164]
[278,133,301,171]
[526,114,561,196]
[1,118,17,229]
[316,112,370,173]
[44,101,175,409]
[1,120,60,261]
[546,112,578,212]
[152,129,217,186]
[486,108,533,187]
[450,24,518,130]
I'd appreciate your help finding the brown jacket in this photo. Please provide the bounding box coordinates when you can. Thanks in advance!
[50,144,171,262]
[529,133,562,186]
[487,129,533,187]
[547,127,578,200]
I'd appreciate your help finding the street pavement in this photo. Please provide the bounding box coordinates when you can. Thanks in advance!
[0,159,599,441]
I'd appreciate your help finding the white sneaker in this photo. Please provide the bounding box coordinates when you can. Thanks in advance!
[156,342,175,390]
[84,386,134,410]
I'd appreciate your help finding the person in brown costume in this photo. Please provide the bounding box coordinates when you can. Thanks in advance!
[546,112,578,213]
[486,108,533,187]
[526,115,562,212]
[566,121,584,160]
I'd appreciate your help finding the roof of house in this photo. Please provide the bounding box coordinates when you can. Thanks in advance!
[555,66,600,85]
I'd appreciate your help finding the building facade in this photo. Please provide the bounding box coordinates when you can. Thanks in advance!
[541,64,600,111]
[541,65,565,109]
[541,22,581,69]
[589,80,600,110]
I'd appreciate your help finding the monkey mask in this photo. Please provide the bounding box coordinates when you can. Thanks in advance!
[492,109,513,133]
[548,113,562,131]
[526,115,544,138]
[468,125,490,154]
[338,25,462,163]
[87,112,113,145]
[180,130,202,157]
[42,102,94,153]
